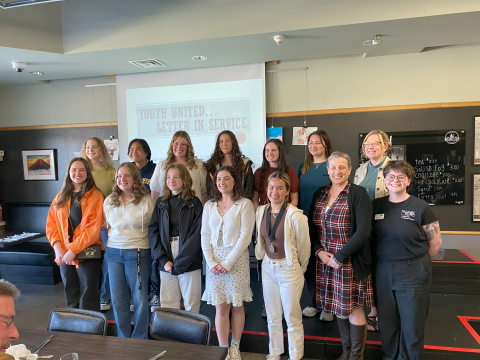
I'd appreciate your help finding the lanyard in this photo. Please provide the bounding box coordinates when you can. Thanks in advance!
[265,203,286,252]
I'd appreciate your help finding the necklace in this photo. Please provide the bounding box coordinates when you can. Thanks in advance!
[271,212,278,218]
[315,163,320,169]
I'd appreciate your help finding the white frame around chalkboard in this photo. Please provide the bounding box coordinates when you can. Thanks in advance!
[474,116,480,166]
[473,173,480,222]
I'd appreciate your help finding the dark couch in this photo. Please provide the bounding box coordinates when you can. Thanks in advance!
[0,202,61,285]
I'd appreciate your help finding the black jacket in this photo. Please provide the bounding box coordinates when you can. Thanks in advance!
[148,195,203,275]
[206,159,254,200]
[308,183,373,281]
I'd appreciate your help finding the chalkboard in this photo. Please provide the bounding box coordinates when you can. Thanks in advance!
[359,130,466,205]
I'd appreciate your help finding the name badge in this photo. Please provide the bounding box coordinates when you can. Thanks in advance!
[375,214,384,220]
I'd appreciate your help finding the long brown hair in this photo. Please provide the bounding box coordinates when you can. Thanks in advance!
[79,136,113,170]
[210,166,244,202]
[56,157,96,209]
[162,131,197,170]
[204,130,250,178]
[161,163,196,201]
[108,163,149,207]
[259,139,287,194]
[301,130,333,174]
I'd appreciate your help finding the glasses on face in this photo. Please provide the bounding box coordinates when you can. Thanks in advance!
[363,142,381,148]
[0,314,14,327]
[385,174,407,182]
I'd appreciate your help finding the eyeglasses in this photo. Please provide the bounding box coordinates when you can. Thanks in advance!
[385,174,407,182]
[363,142,381,148]
[0,314,15,327]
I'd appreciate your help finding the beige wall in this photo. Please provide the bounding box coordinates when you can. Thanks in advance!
[0,43,478,128]
[266,43,480,113]
[0,77,116,128]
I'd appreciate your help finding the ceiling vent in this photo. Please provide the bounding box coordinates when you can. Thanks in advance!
[128,59,167,69]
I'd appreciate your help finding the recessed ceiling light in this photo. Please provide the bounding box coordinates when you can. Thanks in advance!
[192,56,207,61]
[30,71,44,75]
[363,35,382,46]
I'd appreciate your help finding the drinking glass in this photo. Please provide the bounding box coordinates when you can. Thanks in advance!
[60,353,79,360]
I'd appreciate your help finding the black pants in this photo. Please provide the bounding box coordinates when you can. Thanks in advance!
[60,259,102,311]
[374,254,432,360]
[304,256,318,308]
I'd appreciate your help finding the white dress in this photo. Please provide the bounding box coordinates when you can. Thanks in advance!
[201,214,253,307]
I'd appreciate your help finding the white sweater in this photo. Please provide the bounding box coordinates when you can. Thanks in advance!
[104,195,155,249]
[150,159,207,202]
[201,198,255,271]
[255,204,310,273]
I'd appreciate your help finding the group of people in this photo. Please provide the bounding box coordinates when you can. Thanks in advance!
[44,128,442,360]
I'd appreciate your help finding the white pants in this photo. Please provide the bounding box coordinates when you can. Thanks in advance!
[160,269,202,313]
[262,255,304,360]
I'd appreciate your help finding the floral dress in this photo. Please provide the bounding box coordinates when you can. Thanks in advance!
[314,183,374,317]
[201,214,253,307]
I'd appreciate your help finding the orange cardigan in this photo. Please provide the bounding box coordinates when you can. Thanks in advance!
[46,187,105,265]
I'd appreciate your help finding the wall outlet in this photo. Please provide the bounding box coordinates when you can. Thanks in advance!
[0,150,4,156]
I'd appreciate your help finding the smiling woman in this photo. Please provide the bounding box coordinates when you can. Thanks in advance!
[103,163,155,339]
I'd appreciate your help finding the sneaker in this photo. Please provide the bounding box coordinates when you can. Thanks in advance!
[302,306,321,317]
[100,300,110,311]
[229,343,241,360]
[150,295,161,312]
[319,309,334,321]
[130,304,134,312]
[266,355,280,360]
[225,348,230,360]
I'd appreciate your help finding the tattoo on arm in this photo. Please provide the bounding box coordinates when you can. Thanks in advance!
[425,221,440,242]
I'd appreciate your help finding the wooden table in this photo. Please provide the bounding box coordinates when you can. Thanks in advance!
[15,329,228,360]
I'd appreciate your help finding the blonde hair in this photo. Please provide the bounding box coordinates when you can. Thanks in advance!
[161,163,196,201]
[80,137,114,170]
[108,163,149,207]
[162,131,198,171]
[361,129,392,158]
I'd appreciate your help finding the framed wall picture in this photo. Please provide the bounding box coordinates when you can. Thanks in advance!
[22,149,57,181]
[474,116,480,165]
[473,174,480,222]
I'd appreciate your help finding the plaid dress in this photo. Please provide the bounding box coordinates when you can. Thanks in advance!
[314,183,374,317]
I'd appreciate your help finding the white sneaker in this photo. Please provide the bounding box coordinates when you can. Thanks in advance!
[319,309,334,321]
[302,306,321,317]
[266,355,280,360]
[229,342,241,360]
[225,348,230,360]
[100,300,110,311]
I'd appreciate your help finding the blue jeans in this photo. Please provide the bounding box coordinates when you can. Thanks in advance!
[99,230,111,302]
[149,259,160,297]
[107,247,152,339]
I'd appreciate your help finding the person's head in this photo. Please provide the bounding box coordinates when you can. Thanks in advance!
[301,130,333,174]
[164,131,197,171]
[327,151,352,187]
[204,131,250,181]
[362,130,391,163]
[128,139,151,165]
[109,163,148,207]
[217,130,238,156]
[0,280,20,353]
[259,139,287,192]
[56,157,96,209]
[210,166,244,202]
[383,160,414,194]
[267,171,291,206]
[161,163,195,200]
[79,137,113,169]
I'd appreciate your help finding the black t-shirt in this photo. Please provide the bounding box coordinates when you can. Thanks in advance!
[372,195,438,262]
[168,194,183,237]
[68,192,82,241]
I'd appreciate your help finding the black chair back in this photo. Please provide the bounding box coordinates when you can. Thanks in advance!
[150,308,211,345]
[47,308,107,336]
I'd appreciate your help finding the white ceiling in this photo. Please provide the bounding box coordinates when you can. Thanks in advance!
[0,0,479,87]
